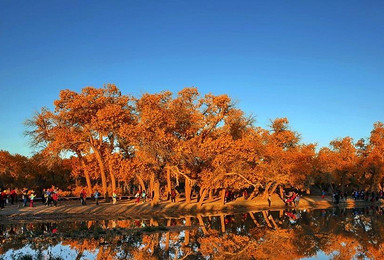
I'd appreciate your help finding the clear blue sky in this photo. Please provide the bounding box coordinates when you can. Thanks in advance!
[1,0,383,156]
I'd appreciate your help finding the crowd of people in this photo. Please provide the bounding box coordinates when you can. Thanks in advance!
[80,188,157,205]
[42,187,60,207]
[0,186,61,209]
[3,185,384,210]
[321,189,384,204]
[134,189,147,203]
[0,187,163,208]
[0,189,18,208]
[1,188,37,208]
[332,190,384,204]
[284,191,300,207]
[351,190,384,202]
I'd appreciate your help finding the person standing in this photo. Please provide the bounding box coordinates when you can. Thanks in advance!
[352,190,357,200]
[83,189,87,205]
[135,190,141,203]
[171,189,176,203]
[80,189,87,205]
[242,189,248,199]
[10,189,16,205]
[225,190,230,204]
[42,189,47,205]
[29,192,35,207]
[94,190,100,205]
[141,190,147,203]
[5,189,9,205]
[112,190,117,205]
[52,191,58,207]
[22,189,28,207]
[46,189,52,206]
[0,190,6,208]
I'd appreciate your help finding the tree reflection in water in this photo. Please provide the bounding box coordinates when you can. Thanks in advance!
[1,207,384,259]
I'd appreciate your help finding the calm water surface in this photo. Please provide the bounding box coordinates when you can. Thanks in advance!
[1,207,383,259]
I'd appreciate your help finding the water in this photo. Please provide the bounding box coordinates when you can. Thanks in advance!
[1,207,383,259]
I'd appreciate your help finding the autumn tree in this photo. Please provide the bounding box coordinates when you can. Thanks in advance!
[355,122,384,191]
[329,137,358,193]
[258,118,315,198]
[26,84,134,198]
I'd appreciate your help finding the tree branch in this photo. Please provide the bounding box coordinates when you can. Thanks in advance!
[224,172,259,188]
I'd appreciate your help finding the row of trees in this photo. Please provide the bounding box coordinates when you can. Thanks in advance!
[0,150,72,191]
[2,85,383,203]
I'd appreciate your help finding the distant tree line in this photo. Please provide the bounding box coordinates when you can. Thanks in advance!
[0,150,72,191]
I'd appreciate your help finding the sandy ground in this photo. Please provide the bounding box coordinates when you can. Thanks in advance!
[0,195,380,223]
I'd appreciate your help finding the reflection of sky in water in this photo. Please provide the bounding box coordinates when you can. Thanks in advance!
[2,245,349,260]
[0,207,382,259]
[302,250,371,260]
[2,244,98,260]
[301,250,337,260]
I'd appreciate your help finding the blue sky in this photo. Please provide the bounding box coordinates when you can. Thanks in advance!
[1,0,383,156]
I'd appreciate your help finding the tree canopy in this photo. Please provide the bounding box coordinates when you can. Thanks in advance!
[1,85,382,203]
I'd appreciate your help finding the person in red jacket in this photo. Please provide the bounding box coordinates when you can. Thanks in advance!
[10,189,17,205]
[52,192,59,207]
[80,189,87,205]
[171,189,177,203]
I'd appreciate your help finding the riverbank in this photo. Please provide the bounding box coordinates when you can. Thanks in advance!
[0,195,381,223]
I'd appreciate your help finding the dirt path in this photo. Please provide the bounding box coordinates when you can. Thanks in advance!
[0,195,380,223]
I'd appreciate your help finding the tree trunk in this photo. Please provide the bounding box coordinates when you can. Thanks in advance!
[151,233,160,256]
[199,187,204,197]
[196,215,209,235]
[185,179,192,204]
[96,246,104,260]
[341,172,345,194]
[80,159,93,196]
[166,166,172,201]
[220,214,226,233]
[149,175,154,198]
[198,189,208,207]
[279,185,285,200]
[173,249,179,260]
[262,182,274,199]
[150,218,159,227]
[221,189,226,206]
[184,217,191,245]
[136,174,146,192]
[108,159,116,193]
[262,211,272,228]
[269,214,279,229]
[269,182,278,196]
[93,148,108,200]
[75,249,84,260]
[151,180,160,206]
[165,219,171,250]
[142,236,151,252]
[279,210,284,224]
[248,187,259,200]
[369,169,376,192]
[76,152,92,196]
[208,189,213,201]
[249,212,260,227]
[125,181,130,195]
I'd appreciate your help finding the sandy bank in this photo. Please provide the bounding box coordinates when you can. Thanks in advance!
[0,195,381,223]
